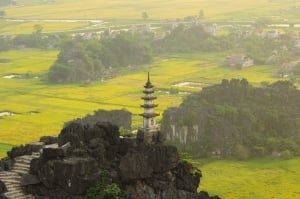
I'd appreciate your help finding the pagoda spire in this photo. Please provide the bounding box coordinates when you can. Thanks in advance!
[139,72,159,144]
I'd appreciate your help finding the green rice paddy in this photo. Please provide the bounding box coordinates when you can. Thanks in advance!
[0,50,282,147]
[0,49,297,199]
[195,158,300,199]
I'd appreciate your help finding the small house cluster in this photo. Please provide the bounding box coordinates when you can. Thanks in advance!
[225,54,254,68]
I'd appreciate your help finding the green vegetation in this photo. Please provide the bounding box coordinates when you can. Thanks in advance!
[195,158,300,199]
[81,183,126,199]
[0,143,14,157]
[163,79,300,158]
[48,33,152,83]
[0,26,70,51]
[79,170,127,199]
[44,22,300,84]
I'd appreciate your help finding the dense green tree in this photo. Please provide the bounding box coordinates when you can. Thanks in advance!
[48,32,152,83]
[154,24,210,52]
[162,79,300,159]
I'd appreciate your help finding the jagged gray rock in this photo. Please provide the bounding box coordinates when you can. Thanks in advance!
[39,136,58,145]
[1,121,220,199]
[24,122,220,199]
[119,152,153,181]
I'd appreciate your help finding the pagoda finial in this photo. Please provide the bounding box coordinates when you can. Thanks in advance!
[145,72,153,88]
[147,72,150,83]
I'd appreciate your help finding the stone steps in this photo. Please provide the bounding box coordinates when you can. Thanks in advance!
[0,150,42,199]
[13,162,31,169]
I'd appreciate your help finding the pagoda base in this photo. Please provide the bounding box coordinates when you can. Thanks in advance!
[137,128,164,144]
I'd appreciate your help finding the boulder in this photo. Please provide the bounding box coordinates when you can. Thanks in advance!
[174,161,201,193]
[96,122,120,145]
[42,147,65,159]
[147,145,179,173]
[119,137,137,156]
[37,157,100,195]
[145,172,175,191]
[54,157,100,195]
[0,158,14,170]
[126,180,159,199]
[161,188,181,199]
[8,142,43,159]
[37,160,57,189]
[83,125,106,143]
[21,174,40,186]
[119,152,153,181]
[27,142,45,152]
[40,136,58,145]
[7,145,30,158]
[87,141,105,163]
[58,122,84,147]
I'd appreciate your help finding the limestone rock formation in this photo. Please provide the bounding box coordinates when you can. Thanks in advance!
[66,109,132,130]
[0,121,220,199]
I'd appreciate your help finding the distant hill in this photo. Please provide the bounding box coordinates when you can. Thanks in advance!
[162,79,300,159]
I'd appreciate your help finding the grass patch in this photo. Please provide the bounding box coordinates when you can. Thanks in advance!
[0,143,15,157]
[195,158,300,199]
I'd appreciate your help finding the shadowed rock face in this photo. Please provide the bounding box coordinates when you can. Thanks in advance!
[0,180,7,194]
[2,121,220,199]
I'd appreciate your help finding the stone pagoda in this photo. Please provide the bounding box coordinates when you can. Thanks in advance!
[139,72,160,144]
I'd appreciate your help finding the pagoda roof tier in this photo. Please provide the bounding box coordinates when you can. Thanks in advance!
[143,90,154,94]
[139,113,159,118]
[141,104,158,108]
[144,84,154,89]
[141,96,157,100]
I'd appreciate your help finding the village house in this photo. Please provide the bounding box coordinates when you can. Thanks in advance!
[277,60,300,77]
[202,23,217,36]
[225,54,254,68]
[266,29,279,39]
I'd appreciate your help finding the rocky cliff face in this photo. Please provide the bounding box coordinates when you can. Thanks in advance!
[1,122,220,199]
